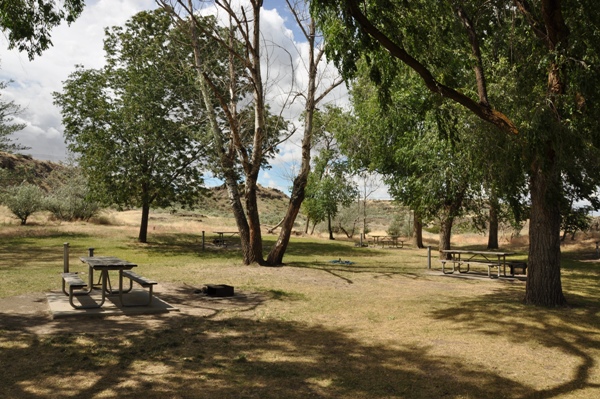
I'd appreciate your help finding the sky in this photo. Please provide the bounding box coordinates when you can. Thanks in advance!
[0,0,390,199]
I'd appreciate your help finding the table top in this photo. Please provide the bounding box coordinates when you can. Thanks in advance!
[441,250,516,256]
[214,231,239,234]
[80,256,137,270]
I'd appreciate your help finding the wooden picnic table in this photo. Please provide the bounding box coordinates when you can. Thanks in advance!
[440,250,526,278]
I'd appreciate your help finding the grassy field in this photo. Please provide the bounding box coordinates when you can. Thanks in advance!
[0,207,599,399]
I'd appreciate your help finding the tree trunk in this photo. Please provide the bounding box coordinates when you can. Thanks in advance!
[487,196,499,249]
[328,214,334,240]
[138,200,150,243]
[438,215,454,260]
[243,176,264,265]
[223,174,252,260]
[267,179,306,265]
[525,164,567,306]
[414,212,424,248]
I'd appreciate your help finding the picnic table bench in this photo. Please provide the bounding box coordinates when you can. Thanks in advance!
[120,270,157,306]
[440,250,526,278]
[61,272,94,309]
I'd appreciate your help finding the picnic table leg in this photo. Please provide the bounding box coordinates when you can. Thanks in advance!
[97,271,108,307]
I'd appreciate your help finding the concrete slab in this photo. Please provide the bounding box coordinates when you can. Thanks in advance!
[46,288,179,319]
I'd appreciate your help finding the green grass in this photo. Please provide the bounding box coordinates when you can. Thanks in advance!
[0,215,599,399]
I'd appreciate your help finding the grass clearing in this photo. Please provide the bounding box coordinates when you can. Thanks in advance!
[0,208,599,398]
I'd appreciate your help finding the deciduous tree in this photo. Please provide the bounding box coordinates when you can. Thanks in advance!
[54,10,209,243]
[0,81,27,153]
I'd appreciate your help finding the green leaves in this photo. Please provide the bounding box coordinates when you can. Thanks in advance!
[53,10,210,234]
[0,80,28,153]
[0,0,84,59]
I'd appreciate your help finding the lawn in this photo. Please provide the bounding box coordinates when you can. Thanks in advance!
[0,209,599,399]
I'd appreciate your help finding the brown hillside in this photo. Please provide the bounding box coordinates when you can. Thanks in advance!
[0,152,65,187]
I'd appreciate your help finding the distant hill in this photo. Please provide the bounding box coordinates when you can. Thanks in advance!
[0,152,65,188]
[0,151,62,174]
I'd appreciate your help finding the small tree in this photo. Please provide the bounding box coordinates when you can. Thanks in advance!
[2,183,45,225]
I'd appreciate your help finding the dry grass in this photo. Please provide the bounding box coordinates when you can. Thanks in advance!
[0,206,599,399]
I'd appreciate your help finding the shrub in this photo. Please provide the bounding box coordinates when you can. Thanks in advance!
[44,168,100,221]
[1,183,45,225]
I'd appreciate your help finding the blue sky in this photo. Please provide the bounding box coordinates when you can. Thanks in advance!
[0,1,389,198]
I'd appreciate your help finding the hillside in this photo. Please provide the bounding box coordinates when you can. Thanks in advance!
[0,152,64,187]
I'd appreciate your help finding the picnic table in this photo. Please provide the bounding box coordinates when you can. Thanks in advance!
[440,250,527,278]
[213,231,238,246]
[369,235,404,248]
[78,256,138,307]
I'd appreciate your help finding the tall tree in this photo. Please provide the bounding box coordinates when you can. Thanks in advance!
[0,0,84,59]
[54,10,209,243]
[265,0,344,265]
[159,0,275,264]
[312,0,600,306]
[159,0,342,266]
[343,67,489,258]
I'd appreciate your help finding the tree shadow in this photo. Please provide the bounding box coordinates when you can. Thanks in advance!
[2,281,597,399]
[2,312,536,399]
[429,285,600,399]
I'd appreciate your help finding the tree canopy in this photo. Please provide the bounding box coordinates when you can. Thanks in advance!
[0,80,28,153]
[54,10,209,243]
[0,0,84,59]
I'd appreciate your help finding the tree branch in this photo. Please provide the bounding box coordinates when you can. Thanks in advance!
[346,0,518,135]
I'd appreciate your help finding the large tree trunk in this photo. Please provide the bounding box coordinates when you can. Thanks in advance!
[525,163,566,306]
[244,176,264,264]
[414,212,424,249]
[267,177,307,265]
[487,195,499,249]
[438,215,454,260]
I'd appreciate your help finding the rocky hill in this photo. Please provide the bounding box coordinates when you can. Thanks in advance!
[0,152,65,188]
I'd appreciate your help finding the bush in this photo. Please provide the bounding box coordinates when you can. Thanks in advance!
[1,183,45,225]
[44,168,101,221]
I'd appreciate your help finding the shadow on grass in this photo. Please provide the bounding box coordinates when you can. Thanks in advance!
[139,234,395,263]
[2,305,538,399]
[287,260,422,285]
[0,233,93,270]
[429,284,600,399]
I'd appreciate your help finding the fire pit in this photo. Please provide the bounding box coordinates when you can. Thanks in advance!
[204,284,234,297]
